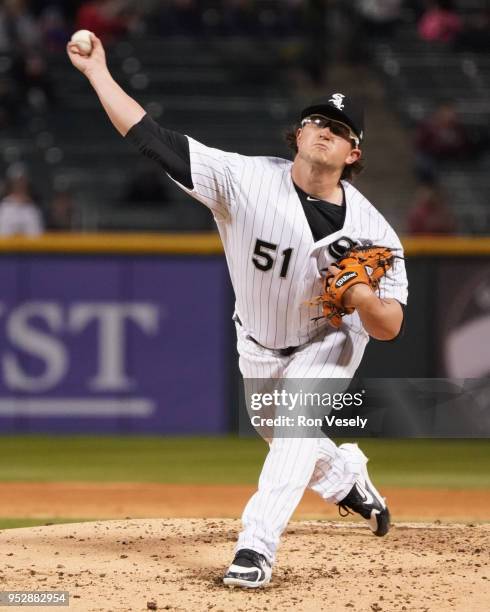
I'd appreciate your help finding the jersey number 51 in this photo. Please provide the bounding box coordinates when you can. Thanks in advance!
[252,238,293,279]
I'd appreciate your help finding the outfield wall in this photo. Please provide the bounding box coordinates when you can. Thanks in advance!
[0,234,488,434]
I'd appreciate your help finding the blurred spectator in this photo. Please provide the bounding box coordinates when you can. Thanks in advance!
[46,188,77,230]
[407,179,456,235]
[75,0,133,43]
[0,163,44,236]
[39,0,86,23]
[344,0,403,64]
[39,5,70,52]
[418,0,462,44]
[355,0,403,36]
[15,53,56,113]
[414,101,471,180]
[122,163,169,208]
[0,0,41,53]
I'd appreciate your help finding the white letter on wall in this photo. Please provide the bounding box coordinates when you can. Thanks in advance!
[3,302,67,392]
[69,303,159,391]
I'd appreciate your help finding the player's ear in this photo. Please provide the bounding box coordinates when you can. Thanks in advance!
[345,147,362,166]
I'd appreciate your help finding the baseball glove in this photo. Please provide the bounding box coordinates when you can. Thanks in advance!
[312,245,397,328]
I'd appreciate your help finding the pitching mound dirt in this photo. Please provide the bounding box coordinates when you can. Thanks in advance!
[1,519,489,612]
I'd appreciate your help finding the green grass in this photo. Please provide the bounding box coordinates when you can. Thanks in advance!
[0,436,268,484]
[0,436,488,489]
[355,439,490,489]
[0,518,98,530]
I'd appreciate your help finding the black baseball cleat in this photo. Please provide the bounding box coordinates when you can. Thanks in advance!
[223,548,272,588]
[337,457,391,537]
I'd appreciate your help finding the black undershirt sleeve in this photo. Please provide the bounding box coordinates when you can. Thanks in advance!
[125,114,194,189]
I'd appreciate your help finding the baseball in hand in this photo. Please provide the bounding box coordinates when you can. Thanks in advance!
[70,30,94,56]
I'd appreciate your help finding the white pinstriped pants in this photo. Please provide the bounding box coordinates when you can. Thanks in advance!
[235,322,370,564]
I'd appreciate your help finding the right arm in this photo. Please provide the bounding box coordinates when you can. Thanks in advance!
[67,35,235,215]
[67,33,145,136]
[67,34,192,188]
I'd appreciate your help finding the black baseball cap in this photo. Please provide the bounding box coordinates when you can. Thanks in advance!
[300,93,364,143]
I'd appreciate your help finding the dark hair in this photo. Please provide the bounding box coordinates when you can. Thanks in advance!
[284,123,364,182]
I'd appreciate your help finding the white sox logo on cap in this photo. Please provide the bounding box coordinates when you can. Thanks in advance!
[329,93,345,110]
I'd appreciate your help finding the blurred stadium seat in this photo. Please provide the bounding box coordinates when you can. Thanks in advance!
[373,16,489,234]
[0,1,488,234]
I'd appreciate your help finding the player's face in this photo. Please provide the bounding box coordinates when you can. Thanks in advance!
[296,115,361,171]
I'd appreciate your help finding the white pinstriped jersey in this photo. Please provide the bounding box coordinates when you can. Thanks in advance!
[172,137,408,350]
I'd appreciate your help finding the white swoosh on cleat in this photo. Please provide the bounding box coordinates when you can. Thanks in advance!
[356,482,374,506]
[369,509,380,531]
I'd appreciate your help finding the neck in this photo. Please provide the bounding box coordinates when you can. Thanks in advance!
[291,158,343,205]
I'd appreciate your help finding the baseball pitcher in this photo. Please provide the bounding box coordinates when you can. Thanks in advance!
[68,33,408,589]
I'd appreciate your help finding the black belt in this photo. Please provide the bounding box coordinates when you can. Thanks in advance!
[234,315,298,357]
